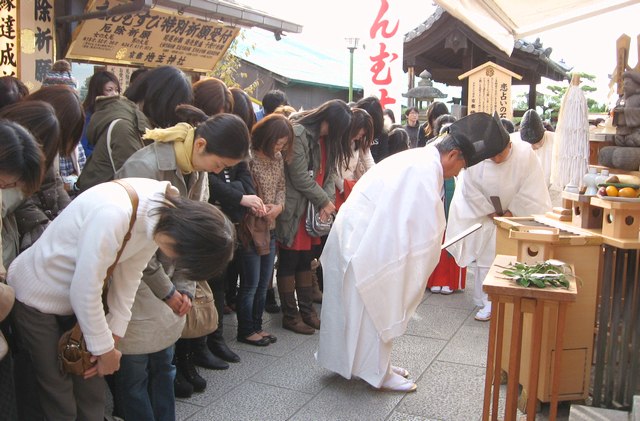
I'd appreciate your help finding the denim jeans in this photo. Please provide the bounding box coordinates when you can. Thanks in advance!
[237,233,276,338]
[114,346,176,421]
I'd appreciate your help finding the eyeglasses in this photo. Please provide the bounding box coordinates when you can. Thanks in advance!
[0,177,20,189]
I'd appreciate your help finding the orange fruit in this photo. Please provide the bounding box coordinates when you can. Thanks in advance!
[618,187,638,198]
[605,185,619,197]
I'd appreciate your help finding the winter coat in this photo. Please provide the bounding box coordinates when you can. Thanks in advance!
[77,95,151,191]
[275,123,337,247]
[115,141,209,354]
[208,161,256,224]
[14,166,71,252]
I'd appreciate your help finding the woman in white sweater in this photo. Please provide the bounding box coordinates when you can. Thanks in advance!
[7,177,235,421]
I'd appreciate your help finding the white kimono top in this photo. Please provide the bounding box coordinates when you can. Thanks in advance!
[445,139,552,268]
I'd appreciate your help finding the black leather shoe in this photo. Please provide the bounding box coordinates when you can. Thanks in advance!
[237,335,271,346]
[257,331,277,343]
[192,345,229,370]
[207,332,241,363]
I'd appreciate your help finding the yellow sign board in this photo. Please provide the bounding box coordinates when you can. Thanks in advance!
[67,2,239,73]
[458,62,522,120]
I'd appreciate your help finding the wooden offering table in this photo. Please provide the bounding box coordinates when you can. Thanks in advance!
[494,217,602,404]
[482,255,577,421]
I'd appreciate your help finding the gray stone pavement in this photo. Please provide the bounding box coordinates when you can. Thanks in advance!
[169,273,576,421]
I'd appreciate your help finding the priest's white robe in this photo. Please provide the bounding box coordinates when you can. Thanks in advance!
[511,131,555,187]
[445,139,552,304]
[317,146,444,387]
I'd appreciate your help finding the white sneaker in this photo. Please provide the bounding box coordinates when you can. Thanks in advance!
[475,307,491,321]
[430,286,442,293]
[440,286,453,295]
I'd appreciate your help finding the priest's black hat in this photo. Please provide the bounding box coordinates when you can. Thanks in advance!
[444,112,510,167]
[519,109,545,144]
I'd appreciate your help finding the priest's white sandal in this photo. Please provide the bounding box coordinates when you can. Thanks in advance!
[440,286,453,295]
[391,365,410,378]
[378,373,417,393]
[430,286,441,293]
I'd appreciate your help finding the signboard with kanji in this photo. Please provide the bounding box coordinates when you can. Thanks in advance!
[458,62,522,120]
[1,0,55,91]
[67,1,239,72]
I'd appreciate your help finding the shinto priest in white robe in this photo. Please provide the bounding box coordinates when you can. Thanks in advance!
[445,139,552,305]
[317,145,445,387]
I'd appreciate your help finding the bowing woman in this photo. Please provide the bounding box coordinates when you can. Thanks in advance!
[112,106,250,420]
[8,177,235,421]
[275,99,352,335]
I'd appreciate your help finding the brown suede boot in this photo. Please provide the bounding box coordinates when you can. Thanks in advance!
[277,275,315,335]
[296,271,321,330]
[310,259,323,303]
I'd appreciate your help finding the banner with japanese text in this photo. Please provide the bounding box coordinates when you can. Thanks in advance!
[361,0,404,118]
[1,0,55,91]
[67,1,239,72]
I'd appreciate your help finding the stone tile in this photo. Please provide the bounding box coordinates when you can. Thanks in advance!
[175,401,203,421]
[387,412,441,421]
[251,336,333,395]
[291,376,405,421]
[423,287,477,310]
[177,348,278,406]
[397,360,486,421]
[391,334,447,381]
[405,301,471,341]
[188,381,313,421]
[438,322,489,368]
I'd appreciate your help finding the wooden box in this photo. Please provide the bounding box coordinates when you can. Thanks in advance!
[508,226,560,263]
[494,217,602,402]
[590,197,640,239]
[562,191,603,229]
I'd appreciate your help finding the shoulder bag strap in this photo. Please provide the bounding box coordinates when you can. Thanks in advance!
[106,118,122,177]
[101,179,139,312]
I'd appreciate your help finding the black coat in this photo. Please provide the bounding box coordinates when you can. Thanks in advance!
[208,161,256,223]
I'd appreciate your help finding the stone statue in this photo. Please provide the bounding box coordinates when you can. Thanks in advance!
[599,70,640,170]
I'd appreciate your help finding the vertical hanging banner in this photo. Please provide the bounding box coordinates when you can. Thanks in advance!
[363,0,403,117]
[20,0,56,90]
[67,1,239,72]
[0,0,18,77]
[458,62,522,120]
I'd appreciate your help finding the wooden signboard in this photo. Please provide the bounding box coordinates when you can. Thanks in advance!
[1,0,56,91]
[67,1,239,73]
[458,62,522,120]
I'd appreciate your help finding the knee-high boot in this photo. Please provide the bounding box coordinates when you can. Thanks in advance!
[295,271,321,330]
[310,259,323,303]
[277,275,315,335]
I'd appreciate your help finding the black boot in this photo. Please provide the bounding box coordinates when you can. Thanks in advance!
[173,369,194,398]
[207,329,240,363]
[175,339,206,392]
[265,288,281,314]
[192,336,229,370]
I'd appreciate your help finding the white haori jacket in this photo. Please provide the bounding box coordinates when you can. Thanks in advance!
[445,139,552,268]
[317,146,444,381]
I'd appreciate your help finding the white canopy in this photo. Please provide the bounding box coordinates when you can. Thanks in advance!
[435,0,640,55]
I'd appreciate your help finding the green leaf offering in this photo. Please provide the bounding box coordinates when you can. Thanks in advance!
[498,260,573,289]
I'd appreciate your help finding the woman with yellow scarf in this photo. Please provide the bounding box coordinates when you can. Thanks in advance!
[111,105,250,421]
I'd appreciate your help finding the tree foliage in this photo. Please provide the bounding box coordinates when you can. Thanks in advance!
[209,30,260,95]
[513,72,607,124]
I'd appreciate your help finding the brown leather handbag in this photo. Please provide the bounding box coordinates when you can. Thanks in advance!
[57,180,139,376]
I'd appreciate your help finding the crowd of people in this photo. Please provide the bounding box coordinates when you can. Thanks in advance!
[0,61,556,419]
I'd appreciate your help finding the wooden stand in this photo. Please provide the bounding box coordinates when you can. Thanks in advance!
[562,191,603,229]
[591,197,640,239]
[482,255,577,421]
[494,217,601,403]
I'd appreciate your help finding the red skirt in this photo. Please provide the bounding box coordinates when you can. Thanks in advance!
[278,215,321,251]
[427,249,466,290]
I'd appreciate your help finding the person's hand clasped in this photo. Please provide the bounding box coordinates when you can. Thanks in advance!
[241,194,267,215]
[84,347,122,379]
[165,290,192,316]
[320,202,336,223]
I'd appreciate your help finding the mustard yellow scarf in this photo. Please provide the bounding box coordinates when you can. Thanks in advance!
[142,122,195,174]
